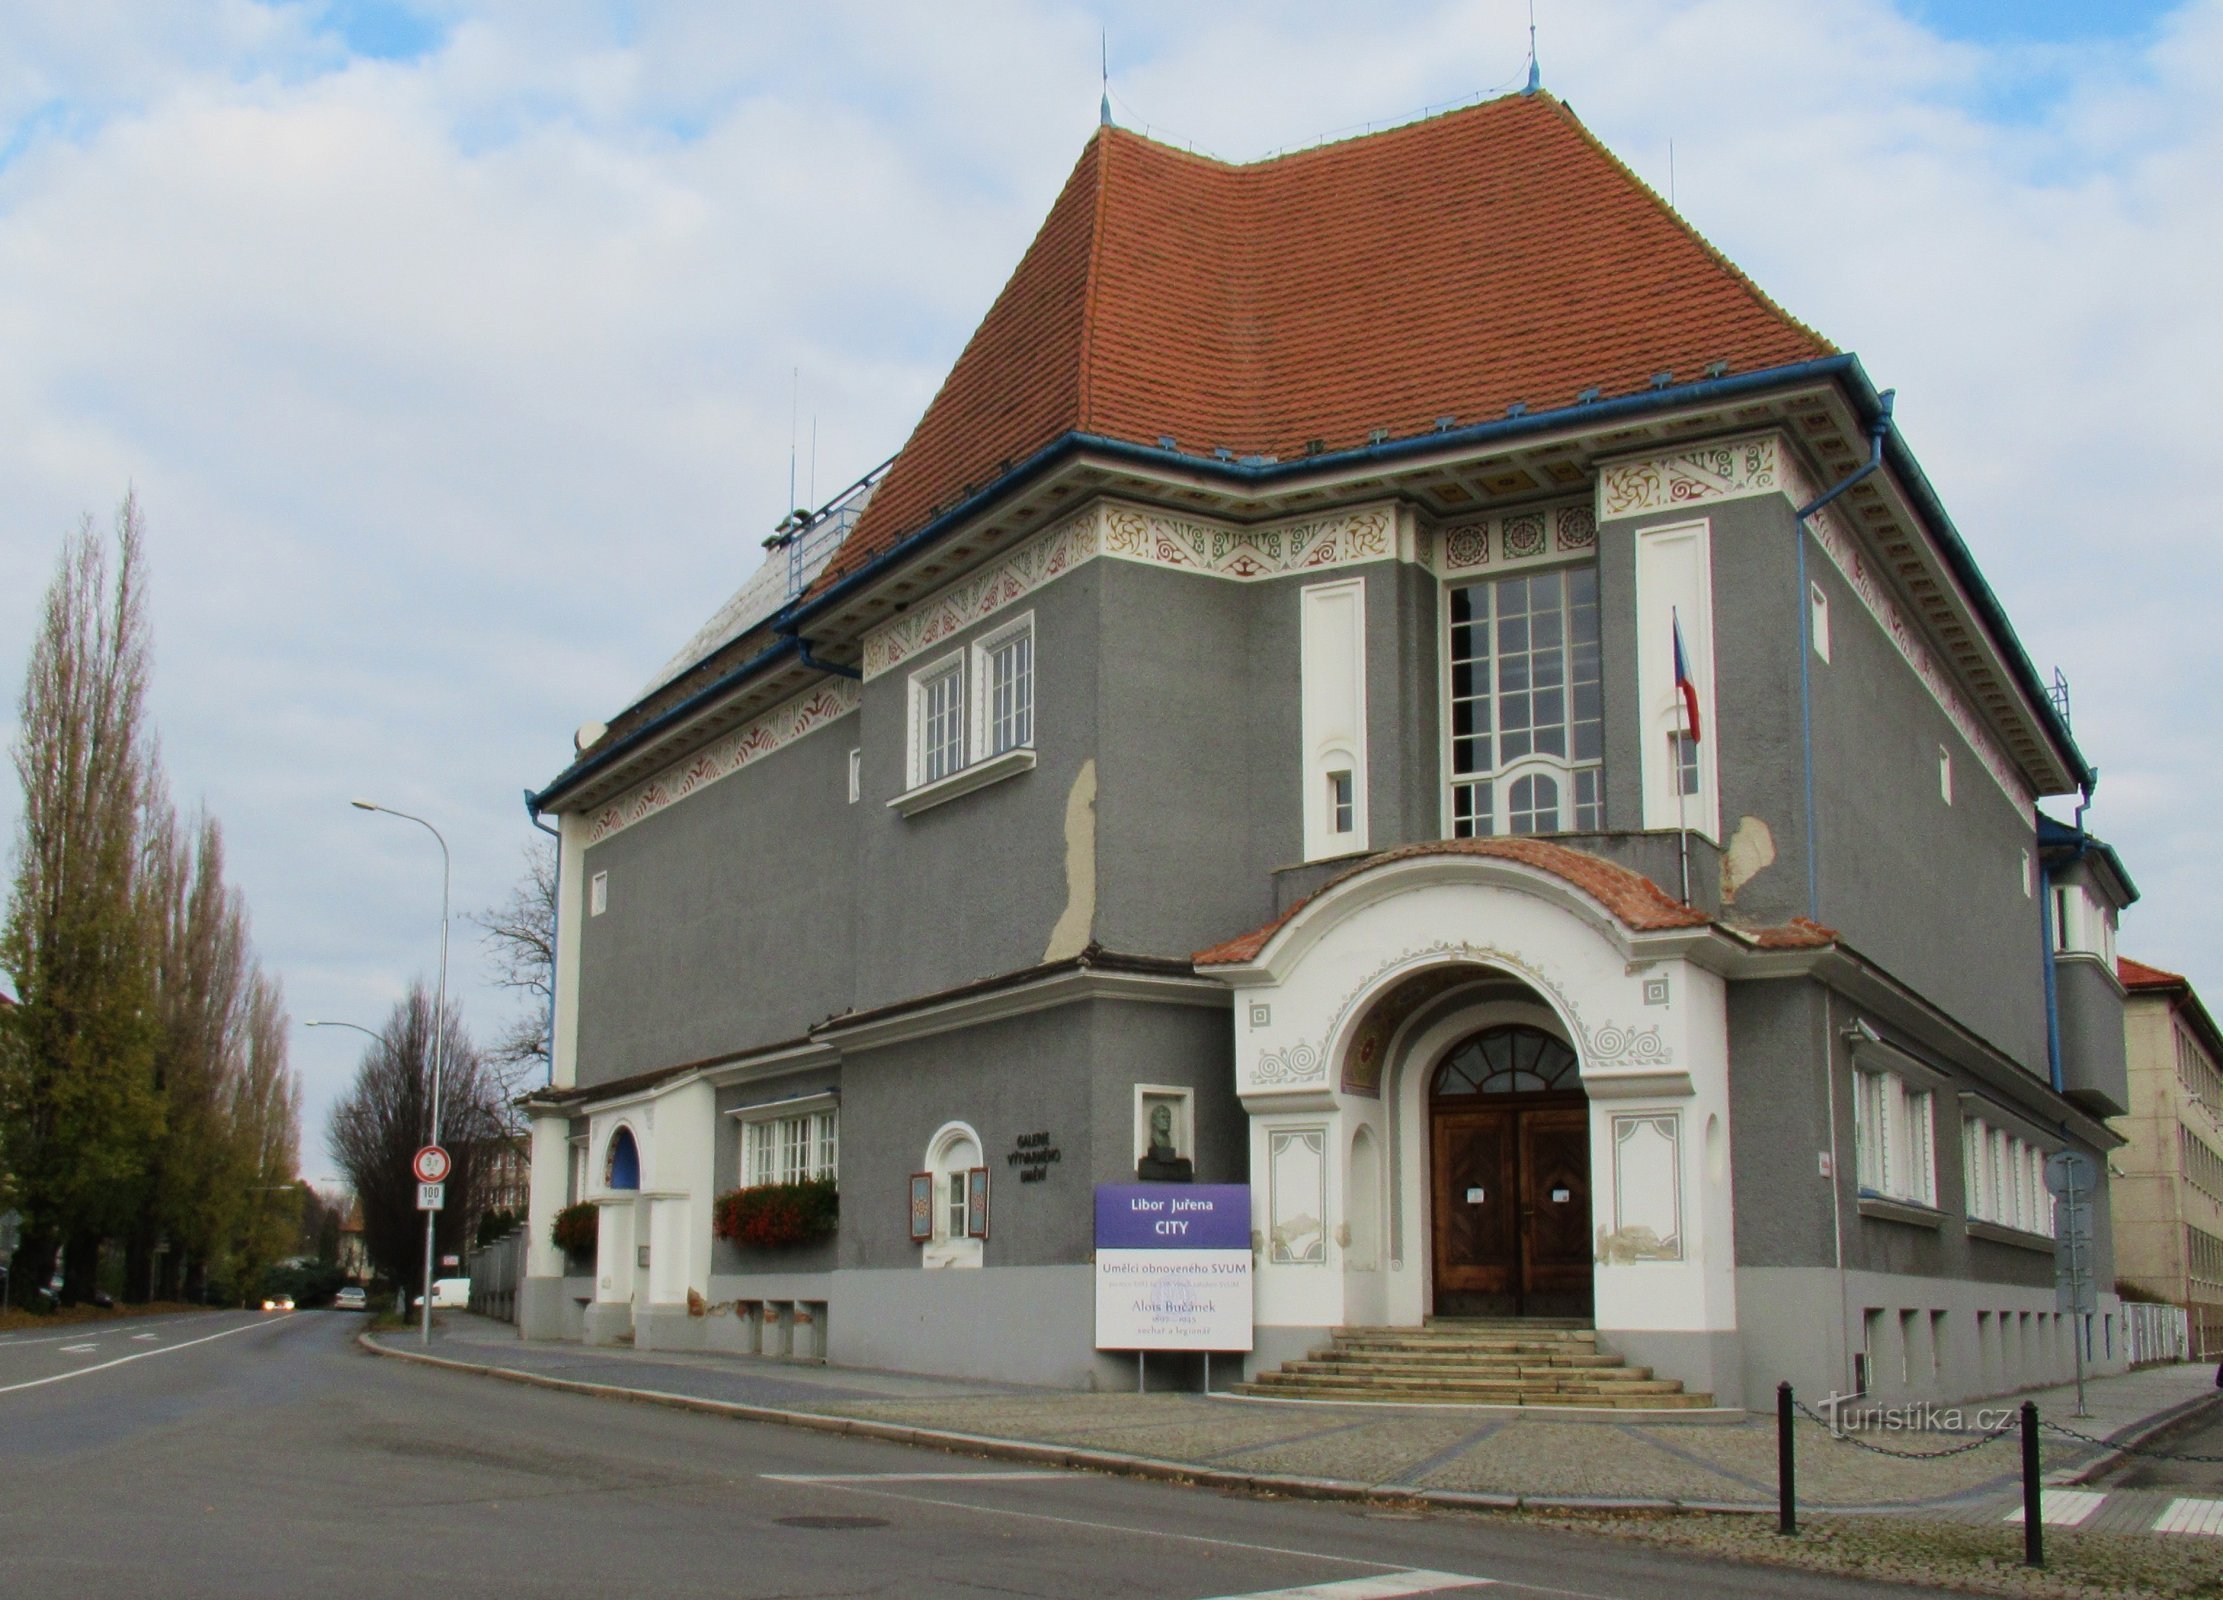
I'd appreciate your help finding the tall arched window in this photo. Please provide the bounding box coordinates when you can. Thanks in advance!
[604,1126,641,1190]
[1431,1025,1581,1098]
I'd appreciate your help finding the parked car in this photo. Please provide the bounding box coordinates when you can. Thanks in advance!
[333,1287,367,1311]
[409,1277,470,1311]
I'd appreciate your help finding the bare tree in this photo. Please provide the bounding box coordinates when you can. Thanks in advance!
[470,837,554,1103]
[0,496,164,1302]
[326,984,508,1292]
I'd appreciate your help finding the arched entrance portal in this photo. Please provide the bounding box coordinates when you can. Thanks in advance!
[1429,1024,1593,1318]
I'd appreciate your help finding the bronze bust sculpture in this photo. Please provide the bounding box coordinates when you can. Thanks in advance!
[1136,1102,1193,1182]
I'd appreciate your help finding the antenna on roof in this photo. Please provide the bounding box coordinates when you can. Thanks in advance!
[1524,0,1541,94]
[788,366,799,517]
[1100,34,1114,126]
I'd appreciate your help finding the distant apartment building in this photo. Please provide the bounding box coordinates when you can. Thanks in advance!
[2113,957,2223,1353]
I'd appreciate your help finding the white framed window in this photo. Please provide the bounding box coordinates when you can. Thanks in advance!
[896,615,1039,812]
[847,747,861,804]
[975,615,1034,758]
[589,871,608,916]
[735,1099,839,1187]
[1854,1069,1936,1207]
[920,1121,985,1269]
[568,1135,589,1204]
[1328,770,1355,835]
[1963,1116,2053,1235]
[1446,565,1602,837]
[1939,746,1954,805]
[910,653,966,787]
[1809,581,1832,663]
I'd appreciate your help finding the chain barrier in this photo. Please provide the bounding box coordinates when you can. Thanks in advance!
[1790,1397,2017,1460]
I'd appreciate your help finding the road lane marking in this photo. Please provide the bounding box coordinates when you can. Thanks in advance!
[1196,1575,1491,1599]
[60,1344,99,1353]
[765,1471,1070,1484]
[778,1479,1460,1578]
[132,1332,159,1341]
[2002,1488,2104,1526]
[0,1314,211,1349]
[0,1317,269,1395]
[2155,1498,2223,1535]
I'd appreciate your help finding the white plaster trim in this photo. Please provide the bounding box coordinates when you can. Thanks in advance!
[586,680,860,844]
[889,744,1036,816]
[723,1090,838,1122]
[1965,1217,2058,1253]
[859,499,1408,681]
[815,965,1230,1055]
[1857,1194,1948,1229]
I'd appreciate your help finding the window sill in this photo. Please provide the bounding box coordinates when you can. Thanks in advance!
[1966,1218,2057,1254]
[1857,1193,1947,1230]
[890,746,1036,816]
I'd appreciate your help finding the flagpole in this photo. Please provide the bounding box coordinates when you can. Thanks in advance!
[1671,606,1693,905]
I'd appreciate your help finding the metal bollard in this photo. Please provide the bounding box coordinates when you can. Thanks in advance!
[1777,1381,1797,1536]
[2021,1401,2043,1568]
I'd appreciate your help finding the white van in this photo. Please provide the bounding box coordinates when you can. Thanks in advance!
[411,1277,471,1310]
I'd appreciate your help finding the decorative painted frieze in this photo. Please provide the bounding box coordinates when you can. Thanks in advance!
[1434,501,1596,578]
[586,680,860,845]
[1599,434,1787,517]
[862,508,1101,680]
[1584,1021,1672,1070]
[861,500,1405,681]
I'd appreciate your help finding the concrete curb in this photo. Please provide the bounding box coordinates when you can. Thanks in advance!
[2062,1385,2223,1485]
[355,1332,2051,1519]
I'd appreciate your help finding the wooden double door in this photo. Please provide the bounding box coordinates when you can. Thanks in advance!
[1430,1098,1593,1318]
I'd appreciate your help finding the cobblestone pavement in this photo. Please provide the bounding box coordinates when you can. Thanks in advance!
[372,1316,2221,1523]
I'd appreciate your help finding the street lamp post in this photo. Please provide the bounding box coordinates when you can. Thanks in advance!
[351,799,451,1348]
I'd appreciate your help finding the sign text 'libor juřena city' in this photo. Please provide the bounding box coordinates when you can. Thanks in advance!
[1093,1183,1253,1352]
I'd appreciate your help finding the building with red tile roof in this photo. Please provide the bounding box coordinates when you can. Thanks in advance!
[2113,955,2223,1350]
[519,90,2129,1410]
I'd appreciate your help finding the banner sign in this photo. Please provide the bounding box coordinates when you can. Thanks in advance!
[1094,1184,1253,1352]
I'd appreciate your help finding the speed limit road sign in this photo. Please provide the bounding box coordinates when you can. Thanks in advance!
[413,1145,451,1184]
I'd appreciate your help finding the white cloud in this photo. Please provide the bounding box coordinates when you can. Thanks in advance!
[0,0,2213,1158]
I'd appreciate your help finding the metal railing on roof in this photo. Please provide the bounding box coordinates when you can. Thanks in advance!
[766,455,896,601]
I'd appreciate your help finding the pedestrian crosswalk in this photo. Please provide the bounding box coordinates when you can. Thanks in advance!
[2154,1498,2223,1536]
[2002,1489,2104,1526]
[1999,1490,2223,1535]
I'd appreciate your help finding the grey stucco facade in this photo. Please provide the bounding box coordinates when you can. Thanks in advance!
[525,403,2124,1403]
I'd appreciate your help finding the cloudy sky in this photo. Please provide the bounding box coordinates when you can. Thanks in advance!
[1,0,2215,1180]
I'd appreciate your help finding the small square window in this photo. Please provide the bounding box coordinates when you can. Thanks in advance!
[1673,731,1700,798]
[589,871,608,917]
[1328,770,1354,834]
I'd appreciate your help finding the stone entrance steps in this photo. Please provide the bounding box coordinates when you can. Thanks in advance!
[1234,1318,1713,1409]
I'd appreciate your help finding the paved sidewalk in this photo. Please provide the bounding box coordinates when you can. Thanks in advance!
[365,1315,2220,1522]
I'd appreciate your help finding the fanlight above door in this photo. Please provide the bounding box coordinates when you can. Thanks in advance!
[1431,1025,1581,1097]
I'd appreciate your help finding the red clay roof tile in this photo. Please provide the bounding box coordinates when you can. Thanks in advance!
[825,93,1832,591]
[2119,955,2186,991]
[1192,837,1714,967]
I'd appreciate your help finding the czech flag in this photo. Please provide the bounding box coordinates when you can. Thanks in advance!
[1672,610,1702,743]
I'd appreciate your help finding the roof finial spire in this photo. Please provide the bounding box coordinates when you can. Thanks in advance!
[1100,32,1113,127]
[1524,0,1541,95]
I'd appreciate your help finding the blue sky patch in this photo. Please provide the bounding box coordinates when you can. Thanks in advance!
[314,0,446,63]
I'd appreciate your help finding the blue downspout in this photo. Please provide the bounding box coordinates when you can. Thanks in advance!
[792,636,862,680]
[1793,390,1895,918]
[525,790,561,1091]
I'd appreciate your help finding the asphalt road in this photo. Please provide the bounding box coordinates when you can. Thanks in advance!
[0,1309,1958,1598]
[2092,1395,2223,1492]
